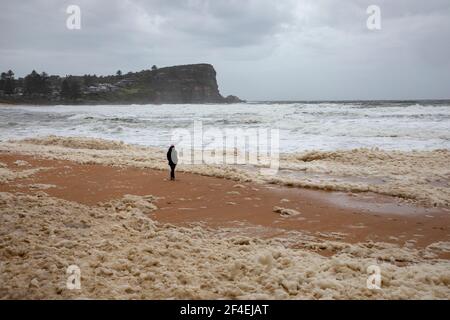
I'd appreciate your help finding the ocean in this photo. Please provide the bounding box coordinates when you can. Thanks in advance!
[1,100,449,152]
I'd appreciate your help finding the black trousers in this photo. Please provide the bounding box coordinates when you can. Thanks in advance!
[169,163,176,180]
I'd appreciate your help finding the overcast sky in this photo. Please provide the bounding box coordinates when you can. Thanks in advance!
[1,0,449,100]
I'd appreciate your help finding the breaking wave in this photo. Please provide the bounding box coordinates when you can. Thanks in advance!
[1,101,449,152]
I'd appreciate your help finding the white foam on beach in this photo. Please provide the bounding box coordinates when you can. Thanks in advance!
[274,148,450,207]
[0,166,44,184]
[0,191,449,299]
[13,160,30,167]
[1,136,449,207]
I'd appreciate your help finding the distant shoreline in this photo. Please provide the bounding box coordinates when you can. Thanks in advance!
[1,99,450,107]
[0,63,243,105]
[248,99,450,104]
[0,100,246,107]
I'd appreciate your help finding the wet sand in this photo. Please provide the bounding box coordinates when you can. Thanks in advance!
[1,152,448,250]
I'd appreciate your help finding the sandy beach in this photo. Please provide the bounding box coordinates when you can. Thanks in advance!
[1,137,449,299]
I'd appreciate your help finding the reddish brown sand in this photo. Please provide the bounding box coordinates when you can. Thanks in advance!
[1,153,449,250]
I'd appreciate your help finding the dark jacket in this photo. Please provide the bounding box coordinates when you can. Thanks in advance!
[167,146,175,166]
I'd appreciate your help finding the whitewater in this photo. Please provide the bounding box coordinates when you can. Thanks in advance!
[1,101,449,152]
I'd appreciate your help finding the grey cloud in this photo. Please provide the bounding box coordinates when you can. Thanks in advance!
[1,0,449,100]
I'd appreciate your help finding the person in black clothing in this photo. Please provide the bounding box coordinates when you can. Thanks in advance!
[167,145,178,180]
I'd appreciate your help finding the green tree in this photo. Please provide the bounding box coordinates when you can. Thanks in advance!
[69,80,81,100]
[83,74,97,87]
[40,72,50,95]
[24,70,52,96]
[61,77,81,101]
[116,70,122,77]
[24,70,40,95]
[4,79,15,95]
[0,72,7,92]
[151,65,158,71]
[3,70,15,95]
[60,79,71,100]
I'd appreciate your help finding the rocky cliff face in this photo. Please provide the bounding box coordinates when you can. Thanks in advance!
[144,63,240,104]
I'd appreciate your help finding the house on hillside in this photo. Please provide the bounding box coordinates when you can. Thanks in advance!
[115,79,134,87]
[87,83,118,93]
